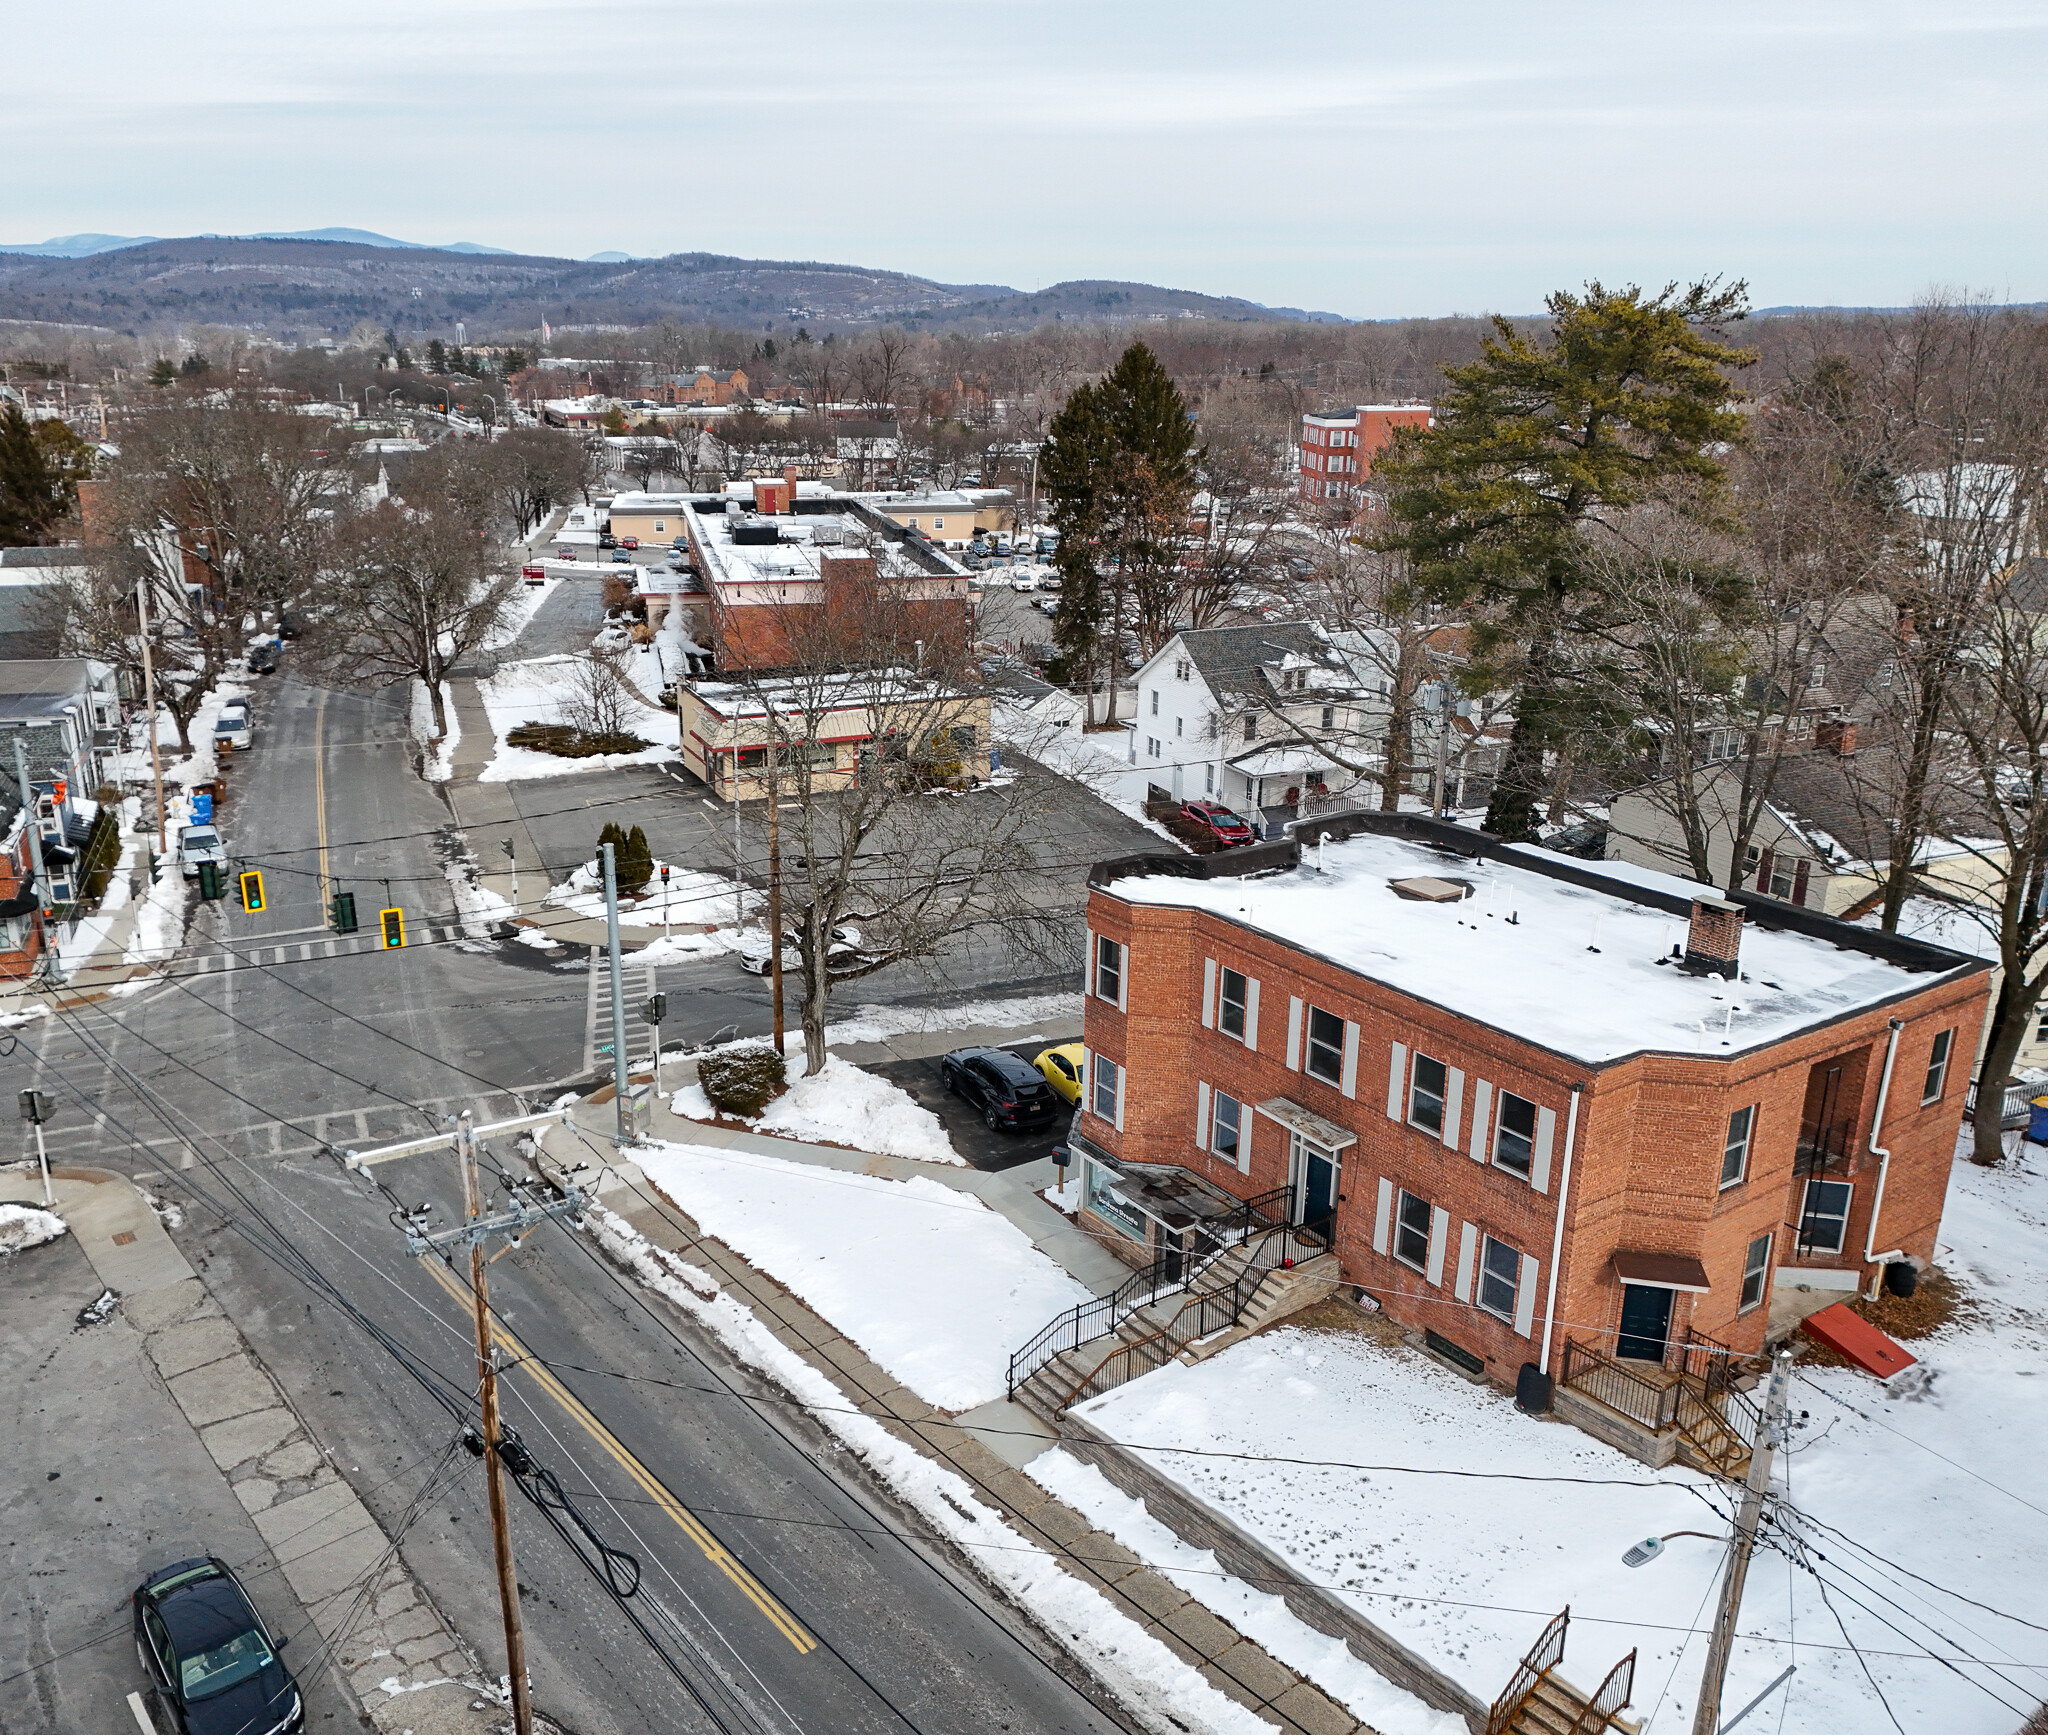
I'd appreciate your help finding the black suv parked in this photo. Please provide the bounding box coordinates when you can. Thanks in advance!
[940,1046,1059,1132]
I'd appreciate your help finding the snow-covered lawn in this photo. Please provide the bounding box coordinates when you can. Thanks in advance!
[1056,1144,2048,1734]
[0,1204,68,1257]
[820,991,1081,1046]
[632,1140,1092,1410]
[1033,1452,1468,1735]
[475,655,676,782]
[670,1053,960,1164]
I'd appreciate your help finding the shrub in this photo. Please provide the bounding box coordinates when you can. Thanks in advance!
[619,824,654,894]
[696,1044,786,1117]
[505,721,650,758]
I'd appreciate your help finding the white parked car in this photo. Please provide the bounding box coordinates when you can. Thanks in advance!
[735,924,864,976]
[1011,574,1038,593]
[178,824,226,879]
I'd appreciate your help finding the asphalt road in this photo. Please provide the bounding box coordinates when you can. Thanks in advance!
[8,670,1139,1735]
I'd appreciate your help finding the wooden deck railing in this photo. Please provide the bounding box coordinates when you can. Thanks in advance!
[1485,1607,1568,1735]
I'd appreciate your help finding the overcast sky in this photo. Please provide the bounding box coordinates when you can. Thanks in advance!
[7,0,2043,318]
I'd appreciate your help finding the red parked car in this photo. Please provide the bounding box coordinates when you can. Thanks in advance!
[1180,800,1255,846]
[620,536,640,550]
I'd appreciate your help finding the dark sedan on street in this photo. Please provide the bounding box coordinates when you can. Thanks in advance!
[134,1556,303,1735]
[940,1046,1060,1132]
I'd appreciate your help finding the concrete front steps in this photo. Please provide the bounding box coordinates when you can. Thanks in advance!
[1015,1247,1340,1421]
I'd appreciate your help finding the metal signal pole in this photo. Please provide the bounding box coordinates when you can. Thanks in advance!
[766,722,785,1054]
[1692,1348,1793,1735]
[602,843,630,1145]
[459,1113,534,1735]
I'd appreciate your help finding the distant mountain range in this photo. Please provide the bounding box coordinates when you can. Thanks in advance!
[0,227,518,258]
[0,233,1350,339]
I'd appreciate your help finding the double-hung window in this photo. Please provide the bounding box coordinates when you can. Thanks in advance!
[1393,1190,1432,1271]
[1799,1179,1852,1255]
[1740,1233,1772,1312]
[1493,1091,1536,1177]
[1092,1054,1121,1123]
[1304,1007,1344,1086]
[1218,968,1249,1041]
[1721,1106,1755,1189]
[1477,1237,1520,1321]
[1094,935,1123,1005]
[1409,1054,1448,1135]
[1922,1029,1952,1104]
[1210,1090,1241,1160]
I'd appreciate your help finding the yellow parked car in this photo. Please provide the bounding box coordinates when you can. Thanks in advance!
[1033,1043,1085,1106]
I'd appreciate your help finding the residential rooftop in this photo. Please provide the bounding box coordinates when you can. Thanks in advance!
[1092,814,1985,1066]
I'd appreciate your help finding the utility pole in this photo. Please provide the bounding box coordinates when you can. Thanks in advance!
[135,571,168,854]
[339,1107,576,1735]
[13,737,50,966]
[766,717,785,1053]
[18,1090,55,1206]
[1692,1348,1794,1735]
[458,1114,535,1735]
[601,843,630,1144]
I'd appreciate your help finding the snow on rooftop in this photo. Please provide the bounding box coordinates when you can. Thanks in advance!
[1103,830,1971,1065]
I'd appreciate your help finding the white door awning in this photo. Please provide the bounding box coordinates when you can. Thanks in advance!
[1254,1098,1357,1149]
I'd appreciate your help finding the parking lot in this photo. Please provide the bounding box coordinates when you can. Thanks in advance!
[868,1036,1083,1171]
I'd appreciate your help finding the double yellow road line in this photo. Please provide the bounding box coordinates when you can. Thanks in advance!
[416,1256,815,1654]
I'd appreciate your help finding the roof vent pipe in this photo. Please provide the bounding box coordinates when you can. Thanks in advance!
[1681,896,1744,978]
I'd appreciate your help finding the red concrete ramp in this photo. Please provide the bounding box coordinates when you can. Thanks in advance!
[1800,1301,1917,1378]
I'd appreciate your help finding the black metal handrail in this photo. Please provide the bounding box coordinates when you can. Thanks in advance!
[1486,1607,1569,1735]
[1058,1212,1334,1408]
[1006,1181,1291,1395]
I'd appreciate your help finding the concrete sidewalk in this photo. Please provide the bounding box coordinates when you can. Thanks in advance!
[0,1165,500,1735]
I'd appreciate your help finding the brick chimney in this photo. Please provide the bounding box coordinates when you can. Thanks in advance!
[1815,718,1858,756]
[1682,896,1745,978]
[783,464,799,510]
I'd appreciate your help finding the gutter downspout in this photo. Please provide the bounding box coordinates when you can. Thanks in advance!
[1862,1017,1908,1295]
[1538,1082,1585,1377]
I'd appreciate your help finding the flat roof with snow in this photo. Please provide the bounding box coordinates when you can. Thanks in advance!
[1097,823,1982,1065]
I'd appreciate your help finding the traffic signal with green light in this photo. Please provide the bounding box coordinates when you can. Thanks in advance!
[238,870,265,912]
[329,891,358,933]
[379,907,405,949]
[197,860,223,900]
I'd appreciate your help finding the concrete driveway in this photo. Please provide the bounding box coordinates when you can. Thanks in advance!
[867,1036,1082,1171]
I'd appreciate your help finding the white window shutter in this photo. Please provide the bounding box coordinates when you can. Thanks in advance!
[1285,997,1303,1070]
[1201,959,1217,1029]
[1196,1081,1210,1149]
[1238,1123,1251,1176]
[1468,1080,1493,1163]
[1454,1221,1477,1302]
[1116,942,1128,1013]
[1530,1105,1557,1194]
[1080,1047,1093,1117]
[1443,1067,1465,1149]
[1114,1065,1125,1131]
[1084,927,1095,994]
[1373,1178,1393,1255]
[1514,1254,1540,1337]
[1425,1206,1451,1287]
[1340,1021,1359,1099]
[1244,977,1260,1052]
[1386,1042,1407,1121]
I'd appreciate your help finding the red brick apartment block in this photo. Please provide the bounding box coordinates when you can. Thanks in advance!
[1298,403,1432,505]
[1069,813,1988,1431]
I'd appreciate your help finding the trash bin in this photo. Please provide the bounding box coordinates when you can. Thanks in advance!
[2028,1095,2048,1146]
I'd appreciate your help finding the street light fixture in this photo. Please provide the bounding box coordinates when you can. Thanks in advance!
[1621,1530,1719,1568]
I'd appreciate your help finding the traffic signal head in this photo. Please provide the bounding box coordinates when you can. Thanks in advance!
[329,890,358,934]
[644,992,667,1026]
[379,907,405,949]
[197,860,223,901]
[238,870,265,912]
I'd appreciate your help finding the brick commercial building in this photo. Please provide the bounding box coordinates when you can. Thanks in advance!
[1068,813,1989,1463]
[1297,403,1431,507]
[667,480,974,674]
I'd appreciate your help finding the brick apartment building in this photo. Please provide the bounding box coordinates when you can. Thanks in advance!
[1297,403,1432,506]
[1068,813,1988,1460]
